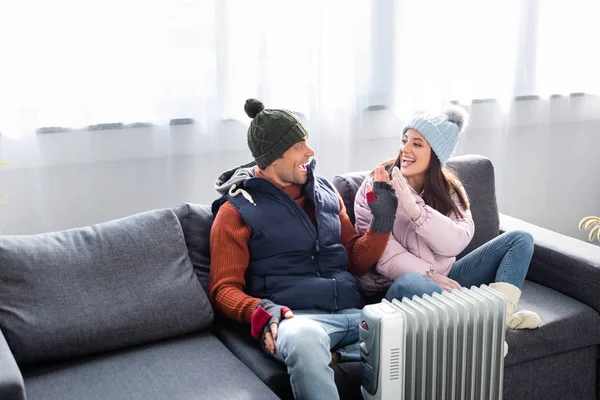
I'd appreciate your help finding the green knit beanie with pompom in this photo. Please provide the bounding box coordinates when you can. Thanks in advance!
[244,98,308,169]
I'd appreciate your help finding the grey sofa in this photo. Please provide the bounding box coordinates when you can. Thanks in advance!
[2,154,600,400]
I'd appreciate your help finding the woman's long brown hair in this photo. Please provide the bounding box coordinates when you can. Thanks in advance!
[373,151,470,219]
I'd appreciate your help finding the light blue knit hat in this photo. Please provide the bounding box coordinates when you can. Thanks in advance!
[403,106,469,166]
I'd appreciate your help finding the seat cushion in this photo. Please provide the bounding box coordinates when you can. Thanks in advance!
[213,316,363,400]
[0,209,213,365]
[22,332,278,400]
[504,345,597,400]
[333,154,500,258]
[172,203,214,294]
[505,281,600,367]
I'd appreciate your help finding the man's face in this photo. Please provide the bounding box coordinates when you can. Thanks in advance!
[270,138,315,186]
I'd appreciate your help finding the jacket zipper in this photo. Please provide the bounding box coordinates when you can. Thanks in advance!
[333,278,339,310]
[314,240,321,276]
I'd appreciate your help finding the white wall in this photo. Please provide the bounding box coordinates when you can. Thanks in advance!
[1,96,599,245]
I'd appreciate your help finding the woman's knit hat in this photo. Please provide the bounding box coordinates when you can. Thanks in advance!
[244,98,308,169]
[403,106,469,166]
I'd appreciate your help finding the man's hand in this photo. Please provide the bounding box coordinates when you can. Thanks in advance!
[250,299,294,354]
[431,273,461,292]
[366,166,398,233]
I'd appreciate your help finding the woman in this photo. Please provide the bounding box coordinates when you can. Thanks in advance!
[354,107,540,332]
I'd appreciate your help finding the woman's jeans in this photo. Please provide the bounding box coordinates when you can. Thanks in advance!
[385,230,534,301]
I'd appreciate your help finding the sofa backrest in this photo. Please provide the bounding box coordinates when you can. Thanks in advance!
[173,203,214,294]
[0,209,213,365]
[333,154,500,258]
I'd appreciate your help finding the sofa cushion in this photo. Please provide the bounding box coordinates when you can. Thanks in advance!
[447,155,500,257]
[333,154,499,258]
[172,203,214,294]
[213,316,363,400]
[505,281,600,367]
[0,209,213,365]
[332,171,367,227]
[504,345,597,400]
[212,317,294,399]
[0,329,25,400]
[22,332,278,400]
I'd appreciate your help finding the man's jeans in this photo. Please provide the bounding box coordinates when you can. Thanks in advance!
[271,308,361,400]
[385,230,534,301]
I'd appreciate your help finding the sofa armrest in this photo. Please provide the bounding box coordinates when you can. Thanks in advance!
[212,314,363,400]
[0,329,26,400]
[500,213,600,314]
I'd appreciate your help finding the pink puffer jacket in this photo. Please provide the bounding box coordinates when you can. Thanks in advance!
[354,177,475,295]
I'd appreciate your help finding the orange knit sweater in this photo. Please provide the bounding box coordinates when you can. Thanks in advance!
[209,170,390,324]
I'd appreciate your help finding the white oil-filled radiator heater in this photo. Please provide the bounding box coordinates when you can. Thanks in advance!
[359,285,506,400]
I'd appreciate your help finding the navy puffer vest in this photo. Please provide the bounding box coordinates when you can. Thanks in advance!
[225,163,363,311]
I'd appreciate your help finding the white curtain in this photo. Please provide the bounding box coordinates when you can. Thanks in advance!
[390,0,523,114]
[1,0,600,240]
[535,0,600,97]
[0,0,220,136]
[1,0,598,138]
[0,0,373,137]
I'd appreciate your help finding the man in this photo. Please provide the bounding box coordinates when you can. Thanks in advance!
[209,98,397,399]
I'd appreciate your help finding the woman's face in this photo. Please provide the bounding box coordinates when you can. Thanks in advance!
[399,129,431,177]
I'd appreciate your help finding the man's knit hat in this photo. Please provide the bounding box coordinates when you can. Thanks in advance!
[403,106,469,166]
[244,99,308,169]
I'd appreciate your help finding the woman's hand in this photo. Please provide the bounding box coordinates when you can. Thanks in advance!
[365,166,398,233]
[391,167,421,221]
[431,273,462,292]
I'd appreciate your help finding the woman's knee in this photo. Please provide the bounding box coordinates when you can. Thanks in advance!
[397,272,428,285]
[505,230,534,249]
[385,272,438,301]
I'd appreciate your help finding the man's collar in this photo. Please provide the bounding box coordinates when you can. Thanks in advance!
[254,167,305,199]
